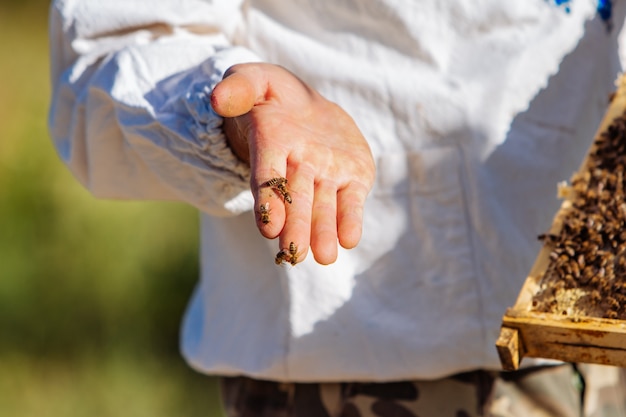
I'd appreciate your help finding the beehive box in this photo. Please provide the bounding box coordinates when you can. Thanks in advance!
[496,74,626,371]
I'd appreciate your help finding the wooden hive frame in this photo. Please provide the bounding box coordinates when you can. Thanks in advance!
[496,74,626,371]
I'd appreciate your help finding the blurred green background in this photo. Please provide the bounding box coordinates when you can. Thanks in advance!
[0,2,225,416]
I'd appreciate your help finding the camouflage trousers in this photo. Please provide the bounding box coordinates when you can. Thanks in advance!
[220,364,626,417]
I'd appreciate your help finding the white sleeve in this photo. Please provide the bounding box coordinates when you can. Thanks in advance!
[48,0,260,216]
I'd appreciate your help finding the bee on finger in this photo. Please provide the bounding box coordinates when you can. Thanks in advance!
[258,202,271,224]
[288,241,303,266]
[282,190,293,204]
[264,175,292,204]
[265,177,287,188]
[274,241,303,266]
[275,249,289,265]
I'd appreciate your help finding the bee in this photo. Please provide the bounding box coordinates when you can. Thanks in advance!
[264,176,292,204]
[589,289,602,303]
[288,241,299,266]
[274,241,302,266]
[259,202,271,224]
[265,177,287,188]
[579,266,595,284]
[606,296,620,310]
[274,249,289,265]
[537,233,559,244]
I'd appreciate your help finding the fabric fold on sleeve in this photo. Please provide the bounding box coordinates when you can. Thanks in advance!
[49,18,262,216]
[115,44,262,216]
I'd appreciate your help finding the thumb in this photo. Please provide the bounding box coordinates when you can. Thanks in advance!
[210,65,265,117]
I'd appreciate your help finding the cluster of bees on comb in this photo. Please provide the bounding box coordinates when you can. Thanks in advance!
[257,175,301,266]
[532,111,626,319]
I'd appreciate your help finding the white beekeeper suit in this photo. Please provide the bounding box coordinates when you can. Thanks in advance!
[48,0,626,383]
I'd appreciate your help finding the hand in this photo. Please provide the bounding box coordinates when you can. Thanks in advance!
[210,63,375,265]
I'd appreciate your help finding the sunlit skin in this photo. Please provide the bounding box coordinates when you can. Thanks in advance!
[210,63,376,265]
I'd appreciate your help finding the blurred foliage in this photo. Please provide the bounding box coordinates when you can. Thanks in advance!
[0,4,224,416]
[0,0,51,10]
